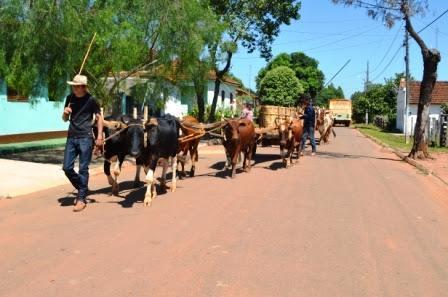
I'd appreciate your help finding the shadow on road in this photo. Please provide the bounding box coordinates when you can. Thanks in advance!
[318,151,401,162]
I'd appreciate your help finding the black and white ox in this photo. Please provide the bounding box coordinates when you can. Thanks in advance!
[142,114,180,206]
[102,116,146,195]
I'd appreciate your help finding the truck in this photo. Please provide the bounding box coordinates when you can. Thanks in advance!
[329,99,352,127]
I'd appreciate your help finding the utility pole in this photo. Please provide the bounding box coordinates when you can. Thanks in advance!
[364,61,370,91]
[404,27,410,144]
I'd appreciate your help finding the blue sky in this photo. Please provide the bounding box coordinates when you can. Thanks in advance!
[231,0,448,98]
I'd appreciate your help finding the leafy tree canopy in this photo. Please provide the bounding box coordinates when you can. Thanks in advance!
[0,0,218,108]
[315,83,345,107]
[256,52,324,99]
[351,73,405,123]
[259,66,304,106]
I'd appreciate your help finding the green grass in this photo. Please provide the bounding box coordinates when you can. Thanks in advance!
[0,138,66,156]
[354,124,448,154]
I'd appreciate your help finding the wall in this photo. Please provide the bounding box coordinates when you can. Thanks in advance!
[162,84,188,118]
[0,81,68,136]
[405,104,441,136]
[396,88,442,135]
[206,81,237,109]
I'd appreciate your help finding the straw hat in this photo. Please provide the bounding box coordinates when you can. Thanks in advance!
[67,74,88,86]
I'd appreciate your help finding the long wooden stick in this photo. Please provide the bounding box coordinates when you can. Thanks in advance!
[78,32,97,75]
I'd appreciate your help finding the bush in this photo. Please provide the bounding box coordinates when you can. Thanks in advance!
[188,105,236,121]
[441,103,448,114]
[259,66,304,106]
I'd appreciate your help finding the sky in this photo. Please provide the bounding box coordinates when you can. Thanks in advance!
[230,0,448,98]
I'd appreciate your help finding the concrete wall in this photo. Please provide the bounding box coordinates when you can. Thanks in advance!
[0,81,68,136]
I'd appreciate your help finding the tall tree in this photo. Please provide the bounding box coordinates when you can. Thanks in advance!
[206,0,301,122]
[332,0,441,159]
[256,52,325,100]
[0,0,217,113]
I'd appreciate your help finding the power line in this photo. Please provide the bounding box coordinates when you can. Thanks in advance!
[371,44,402,82]
[297,26,381,52]
[417,8,448,34]
[370,24,402,74]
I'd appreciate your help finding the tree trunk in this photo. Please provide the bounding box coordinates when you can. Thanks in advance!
[194,82,206,122]
[402,7,442,160]
[208,78,222,122]
[208,51,233,122]
[408,49,441,159]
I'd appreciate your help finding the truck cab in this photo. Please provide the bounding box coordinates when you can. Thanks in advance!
[329,99,352,127]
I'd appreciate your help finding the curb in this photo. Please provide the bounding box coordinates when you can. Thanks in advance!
[356,128,448,186]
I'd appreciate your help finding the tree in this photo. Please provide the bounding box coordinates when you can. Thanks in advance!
[0,1,217,114]
[256,52,325,100]
[316,83,345,107]
[351,73,405,125]
[259,66,304,106]
[332,0,442,159]
[206,0,301,121]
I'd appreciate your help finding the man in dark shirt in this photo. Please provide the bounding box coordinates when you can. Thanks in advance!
[300,97,317,156]
[62,74,103,212]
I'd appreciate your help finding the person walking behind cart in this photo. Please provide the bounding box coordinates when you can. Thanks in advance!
[300,97,316,156]
[62,74,103,212]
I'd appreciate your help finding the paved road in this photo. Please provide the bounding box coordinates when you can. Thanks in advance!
[1,127,448,297]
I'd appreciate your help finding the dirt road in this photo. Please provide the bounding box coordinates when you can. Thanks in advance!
[1,127,448,297]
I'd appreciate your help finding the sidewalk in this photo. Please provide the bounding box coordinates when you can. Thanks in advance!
[0,143,224,199]
[0,158,69,198]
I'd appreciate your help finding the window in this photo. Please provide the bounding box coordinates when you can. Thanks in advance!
[221,90,225,103]
[230,92,234,104]
[7,86,28,102]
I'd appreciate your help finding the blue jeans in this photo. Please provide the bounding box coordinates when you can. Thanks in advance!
[301,126,317,153]
[62,137,93,200]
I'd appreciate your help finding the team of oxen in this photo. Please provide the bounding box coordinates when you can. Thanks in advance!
[97,107,336,206]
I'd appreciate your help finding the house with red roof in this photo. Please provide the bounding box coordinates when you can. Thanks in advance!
[396,80,448,134]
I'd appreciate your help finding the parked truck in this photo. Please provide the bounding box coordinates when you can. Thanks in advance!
[329,99,352,127]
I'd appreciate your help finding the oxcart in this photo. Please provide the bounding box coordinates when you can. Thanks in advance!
[255,105,302,146]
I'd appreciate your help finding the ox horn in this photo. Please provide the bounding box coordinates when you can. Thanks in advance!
[143,106,148,122]
[103,120,127,130]
[133,107,138,120]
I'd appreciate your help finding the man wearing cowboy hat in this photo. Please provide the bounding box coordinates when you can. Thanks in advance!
[62,74,103,212]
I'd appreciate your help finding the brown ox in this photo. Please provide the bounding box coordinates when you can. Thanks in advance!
[316,107,336,144]
[278,116,304,168]
[222,119,256,178]
[177,115,201,178]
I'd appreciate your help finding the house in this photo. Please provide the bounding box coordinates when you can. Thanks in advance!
[396,79,448,134]
[112,70,241,118]
[0,81,68,144]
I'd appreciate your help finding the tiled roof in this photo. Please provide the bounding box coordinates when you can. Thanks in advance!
[409,81,448,104]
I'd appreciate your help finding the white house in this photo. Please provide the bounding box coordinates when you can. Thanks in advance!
[396,79,448,135]
[110,71,241,118]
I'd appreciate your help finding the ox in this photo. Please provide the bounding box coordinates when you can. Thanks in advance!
[102,116,146,195]
[222,118,256,179]
[142,114,180,207]
[278,116,304,168]
[316,108,336,144]
[177,115,201,178]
